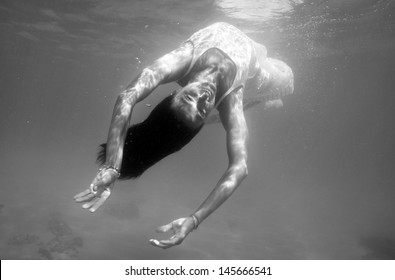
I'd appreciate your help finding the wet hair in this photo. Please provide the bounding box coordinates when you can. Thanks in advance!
[97,94,203,180]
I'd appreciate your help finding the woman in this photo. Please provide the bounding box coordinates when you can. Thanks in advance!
[74,22,294,249]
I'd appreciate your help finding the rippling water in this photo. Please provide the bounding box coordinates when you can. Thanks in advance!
[0,0,394,259]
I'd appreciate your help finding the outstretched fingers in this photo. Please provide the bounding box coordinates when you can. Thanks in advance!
[150,219,188,249]
[74,179,100,202]
[74,189,95,202]
[79,188,111,212]
[74,169,116,213]
[89,189,111,212]
[149,235,183,249]
[82,197,100,209]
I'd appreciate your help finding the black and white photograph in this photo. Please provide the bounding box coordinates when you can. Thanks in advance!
[1,0,395,261]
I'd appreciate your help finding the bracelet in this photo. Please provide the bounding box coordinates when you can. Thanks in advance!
[191,214,199,230]
[99,165,121,178]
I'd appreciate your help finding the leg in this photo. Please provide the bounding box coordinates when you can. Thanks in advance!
[265,58,294,98]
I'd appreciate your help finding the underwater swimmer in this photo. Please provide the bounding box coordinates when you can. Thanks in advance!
[74,22,294,249]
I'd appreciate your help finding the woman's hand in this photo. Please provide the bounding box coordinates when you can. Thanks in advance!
[149,216,197,249]
[74,167,119,212]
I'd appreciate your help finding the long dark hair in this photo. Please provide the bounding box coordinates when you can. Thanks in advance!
[97,94,203,179]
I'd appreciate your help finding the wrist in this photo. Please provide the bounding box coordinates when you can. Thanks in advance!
[190,214,199,230]
[99,165,121,178]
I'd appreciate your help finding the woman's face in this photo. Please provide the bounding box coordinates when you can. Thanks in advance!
[171,82,216,128]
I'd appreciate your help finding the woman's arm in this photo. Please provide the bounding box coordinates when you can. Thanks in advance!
[74,42,193,213]
[105,42,193,171]
[193,87,249,225]
[149,87,248,249]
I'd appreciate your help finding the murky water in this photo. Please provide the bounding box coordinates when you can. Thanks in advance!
[0,0,394,259]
